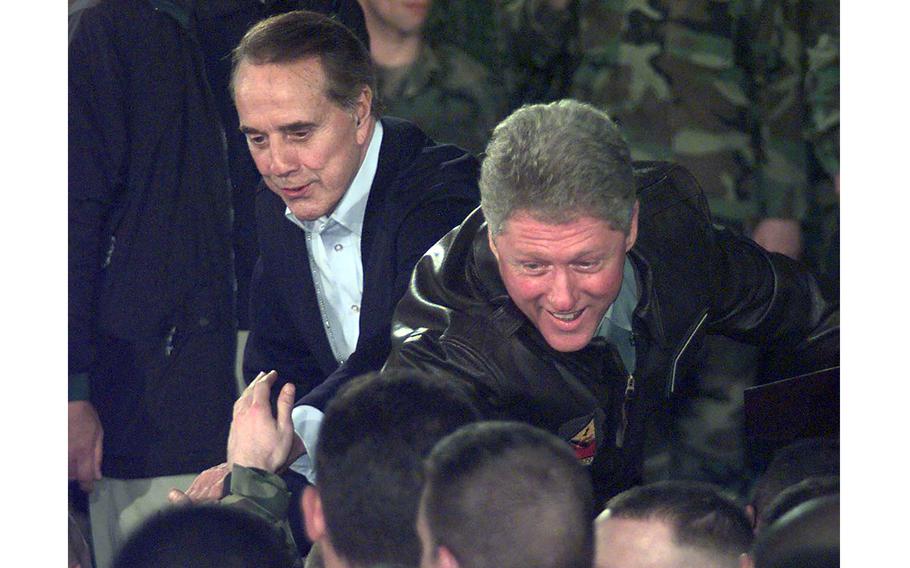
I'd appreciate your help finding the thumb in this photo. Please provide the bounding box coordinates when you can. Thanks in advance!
[168,488,192,506]
[93,430,104,481]
[276,382,296,431]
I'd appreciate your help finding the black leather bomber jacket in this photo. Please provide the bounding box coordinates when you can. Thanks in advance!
[384,162,839,503]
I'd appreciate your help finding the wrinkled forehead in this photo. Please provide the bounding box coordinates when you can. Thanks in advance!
[498,209,624,238]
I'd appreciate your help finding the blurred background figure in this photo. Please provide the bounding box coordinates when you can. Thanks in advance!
[358,0,505,154]
[746,437,839,532]
[751,496,839,568]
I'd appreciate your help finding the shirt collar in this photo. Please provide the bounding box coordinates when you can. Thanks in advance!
[599,256,638,333]
[284,121,384,236]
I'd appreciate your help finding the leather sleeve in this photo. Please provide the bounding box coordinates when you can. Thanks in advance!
[706,224,839,373]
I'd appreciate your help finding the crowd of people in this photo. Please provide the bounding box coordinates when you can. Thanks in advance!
[68,1,840,567]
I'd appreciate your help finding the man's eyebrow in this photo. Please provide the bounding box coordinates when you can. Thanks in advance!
[239,121,317,135]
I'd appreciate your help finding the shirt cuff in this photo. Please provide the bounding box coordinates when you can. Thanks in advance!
[289,405,324,484]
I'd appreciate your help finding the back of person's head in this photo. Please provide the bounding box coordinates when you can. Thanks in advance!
[748,437,839,529]
[760,475,839,530]
[596,480,753,568]
[752,495,839,568]
[112,505,293,568]
[313,370,481,567]
[420,421,594,568]
[479,99,636,237]
[229,10,377,115]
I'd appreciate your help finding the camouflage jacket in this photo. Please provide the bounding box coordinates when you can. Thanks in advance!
[504,0,814,225]
[220,466,303,568]
[376,42,505,155]
[802,0,838,181]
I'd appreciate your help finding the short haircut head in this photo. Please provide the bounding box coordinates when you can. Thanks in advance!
[315,370,480,567]
[749,437,839,526]
[752,495,839,568]
[480,99,636,237]
[422,421,594,568]
[602,480,753,561]
[230,10,377,114]
[112,505,292,568]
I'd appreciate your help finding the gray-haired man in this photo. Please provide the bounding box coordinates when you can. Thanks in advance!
[384,99,838,504]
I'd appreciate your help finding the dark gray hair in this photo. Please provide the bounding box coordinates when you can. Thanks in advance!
[480,99,636,236]
[422,421,594,568]
[229,10,378,115]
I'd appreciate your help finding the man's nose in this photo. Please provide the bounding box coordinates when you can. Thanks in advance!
[548,268,578,311]
[268,139,300,177]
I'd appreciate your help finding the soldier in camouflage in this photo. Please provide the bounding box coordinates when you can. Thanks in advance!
[359,0,506,154]
[501,0,810,257]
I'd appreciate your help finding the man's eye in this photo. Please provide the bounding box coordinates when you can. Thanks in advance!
[574,260,602,272]
[247,134,267,147]
[521,263,546,274]
[289,130,311,141]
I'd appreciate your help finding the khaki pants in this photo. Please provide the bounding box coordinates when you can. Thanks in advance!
[88,474,198,568]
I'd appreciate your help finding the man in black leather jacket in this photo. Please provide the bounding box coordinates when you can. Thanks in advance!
[384,100,838,505]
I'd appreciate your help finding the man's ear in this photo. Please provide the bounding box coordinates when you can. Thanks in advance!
[436,545,461,568]
[487,229,500,262]
[624,200,639,252]
[302,485,327,543]
[354,86,373,145]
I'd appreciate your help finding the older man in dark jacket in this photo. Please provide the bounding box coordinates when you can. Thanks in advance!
[384,100,838,505]
[68,2,368,565]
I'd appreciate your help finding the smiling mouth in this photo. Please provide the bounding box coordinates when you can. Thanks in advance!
[549,309,584,322]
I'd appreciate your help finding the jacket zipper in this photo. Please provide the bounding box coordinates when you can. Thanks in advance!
[615,372,636,448]
[667,310,708,395]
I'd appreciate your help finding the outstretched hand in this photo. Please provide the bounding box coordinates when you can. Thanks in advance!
[227,370,297,473]
[168,462,231,505]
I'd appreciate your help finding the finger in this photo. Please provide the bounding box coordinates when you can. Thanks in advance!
[168,488,192,506]
[93,431,104,481]
[251,370,279,407]
[276,382,296,430]
[240,371,267,400]
[76,458,95,493]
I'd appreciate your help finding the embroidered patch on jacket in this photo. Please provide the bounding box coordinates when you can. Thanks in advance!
[568,418,597,465]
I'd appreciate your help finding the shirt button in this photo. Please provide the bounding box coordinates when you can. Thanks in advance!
[351,305,360,313]
[334,244,343,252]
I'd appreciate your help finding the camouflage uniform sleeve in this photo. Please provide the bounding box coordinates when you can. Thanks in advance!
[220,465,303,568]
[750,0,809,220]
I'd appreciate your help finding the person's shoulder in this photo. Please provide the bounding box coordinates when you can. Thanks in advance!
[379,117,479,173]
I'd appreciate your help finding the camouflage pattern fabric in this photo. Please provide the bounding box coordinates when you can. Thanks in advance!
[376,42,506,155]
[504,0,811,226]
[800,0,838,296]
[426,0,576,110]
[220,465,303,568]
[803,1,839,181]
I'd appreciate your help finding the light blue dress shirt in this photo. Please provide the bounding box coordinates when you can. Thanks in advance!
[287,122,383,481]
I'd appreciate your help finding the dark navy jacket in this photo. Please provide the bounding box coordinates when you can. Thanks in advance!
[242,117,480,408]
